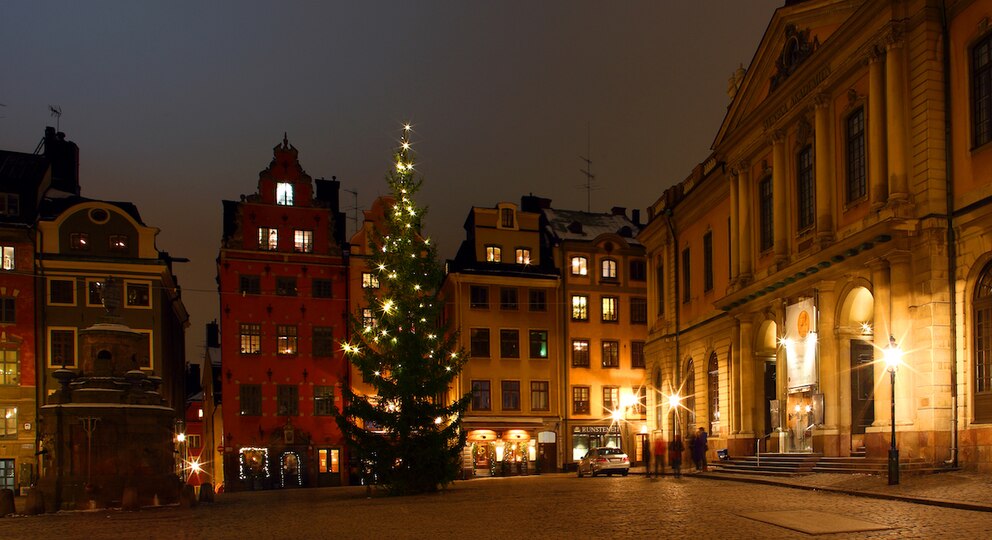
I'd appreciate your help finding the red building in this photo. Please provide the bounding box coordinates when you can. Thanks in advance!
[218,136,349,489]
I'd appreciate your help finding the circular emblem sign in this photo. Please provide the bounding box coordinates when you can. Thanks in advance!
[797,310,810,338]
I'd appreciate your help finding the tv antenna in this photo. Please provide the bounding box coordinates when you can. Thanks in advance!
[49,105,62,131]
[578,123,599,212]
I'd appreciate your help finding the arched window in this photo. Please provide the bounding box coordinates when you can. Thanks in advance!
[707,352,719,435]
[684,358,695,429]
[975,261,992,422]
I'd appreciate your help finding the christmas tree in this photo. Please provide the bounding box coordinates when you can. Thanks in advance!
[336,124,470,495]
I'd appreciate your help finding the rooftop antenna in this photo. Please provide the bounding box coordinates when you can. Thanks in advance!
[344,188,360,238]
[578,122,598,212]
[49,105,62,131]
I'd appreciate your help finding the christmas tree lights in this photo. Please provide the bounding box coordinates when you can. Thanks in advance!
[336,123,470,495]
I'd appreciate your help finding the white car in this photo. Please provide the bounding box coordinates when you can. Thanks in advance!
[577,447,630,477]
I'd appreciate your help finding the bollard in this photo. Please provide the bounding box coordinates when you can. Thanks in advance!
[25,488,45,515]
[0,488,14,517]
[179,484,198,509]
[121,486,140,511]
[198,483,214,503]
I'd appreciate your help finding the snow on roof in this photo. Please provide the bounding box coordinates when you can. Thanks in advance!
[542,208,641,245]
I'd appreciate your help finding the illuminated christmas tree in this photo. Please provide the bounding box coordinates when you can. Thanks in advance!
[336,124,470,494]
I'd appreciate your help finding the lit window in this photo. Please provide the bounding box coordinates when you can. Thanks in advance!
[601,259,617,279]
[109,235,128,251]
[515,248,531,265]
[572,339,590,367]
[602,340,619,368]
[277,325,298,355]
[361,308,375,329]
[1,407,16,438]
[570,256,588,276]
[126,282,150,307]
[0,246,12,271]
[529,330,548,359]
[486,245,501,263]
[601,297,618,322]
[572,387,590,415]
[362,272,380,289]
[258,227,278,251]
[240,323,261,354]
[276,182,294,206]
[318,448,340,473]
[294,230,313,253]
[571,295,588,321]
[0,348,18,385]
[70,233,89,251]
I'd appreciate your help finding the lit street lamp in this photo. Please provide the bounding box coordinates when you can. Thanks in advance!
[884,335,902,485]
[668,394,682,440]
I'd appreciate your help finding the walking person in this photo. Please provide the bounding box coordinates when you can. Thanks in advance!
[688,430,700,471]
[653,435,667,477]
[669,434,684,478]
[695,427,709,471]
[642,437,652,478]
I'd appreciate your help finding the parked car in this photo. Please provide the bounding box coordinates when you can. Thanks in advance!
[577,447,630,477]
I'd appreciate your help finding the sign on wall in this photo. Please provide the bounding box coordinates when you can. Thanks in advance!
[785,298,818,390]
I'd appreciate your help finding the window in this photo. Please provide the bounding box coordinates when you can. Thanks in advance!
[630,259,646,281]
[485,245,501,263]
[602,340,619,368]
[797,144,814,231]
[631,341,646,369]
[572,339,590,367]
[0,297,14,324]
[240,323,261,354]
[601,259,617,280]
[277,325,298,355]
[50,329,76,367]
[633,386,646,414]
[470,286,489,309]
[294,230,313,253]
[277,385,299,416]
[318,448,340,474]
[656,261,665,316]
[0,246,12,271]
[515,248,531,265]
[276,182,294,206]
[601,296,619,322]
[126,282,150,307]
[529,330,548,359]
[684,359,696,427]
[973,32,992,148]
[571,256,588,276]
[499,287,518,310]
[70,232,89,251]
[314,386,335,416]
[708,352,720,433]
[572,386,590,415]
[759,176,773,252]
[240,384,262,416]
[313,326,334,357]
[109,235,128,251]
[974,261,992,421]
[681,248,691,304]
[361,308,374,329]
[312,278,333,298]
[471,380,491,411]
[631,297,647,324]
[500,208,515,228]
[846,107,867,203]
[0,349,18,385]
[571,295,588,321]
[501,380,520,411]
[500,329,519,358]
[602,386,619,415]
[703,231,714,292]
[531,381,549,411]
[470,328,490,357]
[0,194,19,217]
[240,275,261,295]
[49,279,75,305]
[528,289,546,311]
[1,408,15,438]
[259,227,278,251]
[362,272,380,289]
[276,277,297,296]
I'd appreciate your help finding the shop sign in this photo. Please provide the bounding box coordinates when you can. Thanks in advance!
[786,298,818,390]
[572,425,620,435]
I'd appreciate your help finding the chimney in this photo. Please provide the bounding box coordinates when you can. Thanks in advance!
[206,320,220,348]
[632,209,641,226]
[43,127,80,195]
[521,194,551,212]
[611,206,627,217]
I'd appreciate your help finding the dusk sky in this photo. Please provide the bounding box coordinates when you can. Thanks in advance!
[2,1,780,361]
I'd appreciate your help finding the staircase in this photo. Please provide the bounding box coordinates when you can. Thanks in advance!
[713,452,945,477]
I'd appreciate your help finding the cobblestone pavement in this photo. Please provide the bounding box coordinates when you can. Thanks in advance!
[2,472,992,539]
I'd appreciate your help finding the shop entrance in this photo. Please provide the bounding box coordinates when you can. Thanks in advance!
[785,391,815,452]
[850,340,875,438]
[537,431,557,473]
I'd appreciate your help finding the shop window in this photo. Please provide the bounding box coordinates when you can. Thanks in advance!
[258,227,278,251]
[499,287,518,310]
[0,246,12,271]
[529,330,548,359]
[501,380,520,411]
[240,323,261,354]
[631,341,646,369]
[49,278,75,305]
[796,144,814,231]
[631,297,647,324]
[0,348,18,385]
[471,380,491,411]
[531,381,549,411]
[313,326,334,357]
[240,384,262,416]
[485,245,501,263]
[470,328,490,357]
[973,32,992,148]
[572,295,588,321]
[601,296,618,322]
[126,282,150,307]
[500,329,519,358]
[240,275,261,295]
[294,230,314,253]
[515,248,531,265]
[49,329,76,367]
[528,289,546,311]
[470,285,489,309]
[572,339,590,367]
[602,341,619,368]
[276,276,297,297]
[846,107,867,203]
[277,325,298,355]
[312,278,333,298]
[276,182,294,206]
[570,256,588,276]
[277,385,298,416]
[314,386,335,416]
[572,386,590,415]
[0,297,13,324]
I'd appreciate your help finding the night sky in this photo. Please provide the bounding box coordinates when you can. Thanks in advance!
[1,1,781,361]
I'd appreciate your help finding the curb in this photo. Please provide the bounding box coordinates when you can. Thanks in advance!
[693,472,992,513]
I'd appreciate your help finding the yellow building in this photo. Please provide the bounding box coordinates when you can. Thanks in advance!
[642,0,992,470]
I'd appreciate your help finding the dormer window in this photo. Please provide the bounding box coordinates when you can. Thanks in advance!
[500,208,515,228]
[276,182,294,206]
[70,233,89,251]
[486,245,501,263]
[0,194,19,217]
[109,235,128,251]
[515,248,531,265]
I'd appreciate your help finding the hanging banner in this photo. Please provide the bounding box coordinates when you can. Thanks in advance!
[785,298,818,390]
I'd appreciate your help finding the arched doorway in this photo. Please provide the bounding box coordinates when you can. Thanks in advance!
[838,285,875,452]
[755,320,778,441]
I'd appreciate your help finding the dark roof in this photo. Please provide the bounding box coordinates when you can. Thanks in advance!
[542,208,642,245]
[38,195,145,225]
[0,150,49,190]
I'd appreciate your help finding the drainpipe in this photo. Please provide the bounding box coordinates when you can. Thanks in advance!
[940,0,958,468]
[664,209,681,431]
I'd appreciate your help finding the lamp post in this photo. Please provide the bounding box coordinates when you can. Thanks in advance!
[668,394,682,440]
[884,335,901,485]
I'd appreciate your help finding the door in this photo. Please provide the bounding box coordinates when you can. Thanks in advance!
[763,361,777,436]
[538,442,557,473]
[851,340,875,435]
[317,448,341,486]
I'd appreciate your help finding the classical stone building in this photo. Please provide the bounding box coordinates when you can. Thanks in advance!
[641,0,992,470]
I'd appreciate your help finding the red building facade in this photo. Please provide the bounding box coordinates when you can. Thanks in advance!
[218,136,349,489]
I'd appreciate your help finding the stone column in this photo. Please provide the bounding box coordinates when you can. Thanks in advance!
[818,283,839,430]
[814,95,835,243]
[730,169,741,282]
[869,258,892,428]
[868,47,888,210]
[772,132,789,266]
[888,252,914,425]
[738,315,755,438]
[738,163,754,282]
[885,35,910,202]
[731,318,742,434]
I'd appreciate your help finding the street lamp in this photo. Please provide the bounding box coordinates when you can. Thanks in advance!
[668,394,682,440]
[884,335,902,485]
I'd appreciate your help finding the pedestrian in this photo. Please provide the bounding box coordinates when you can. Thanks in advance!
[653,435,667,477]
[642,437,652,478]
[695,427,709,471]
[669,434,684,478]
[688,430,699,471]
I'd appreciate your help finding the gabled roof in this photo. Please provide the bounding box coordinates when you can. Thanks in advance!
[542,208,642,246]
